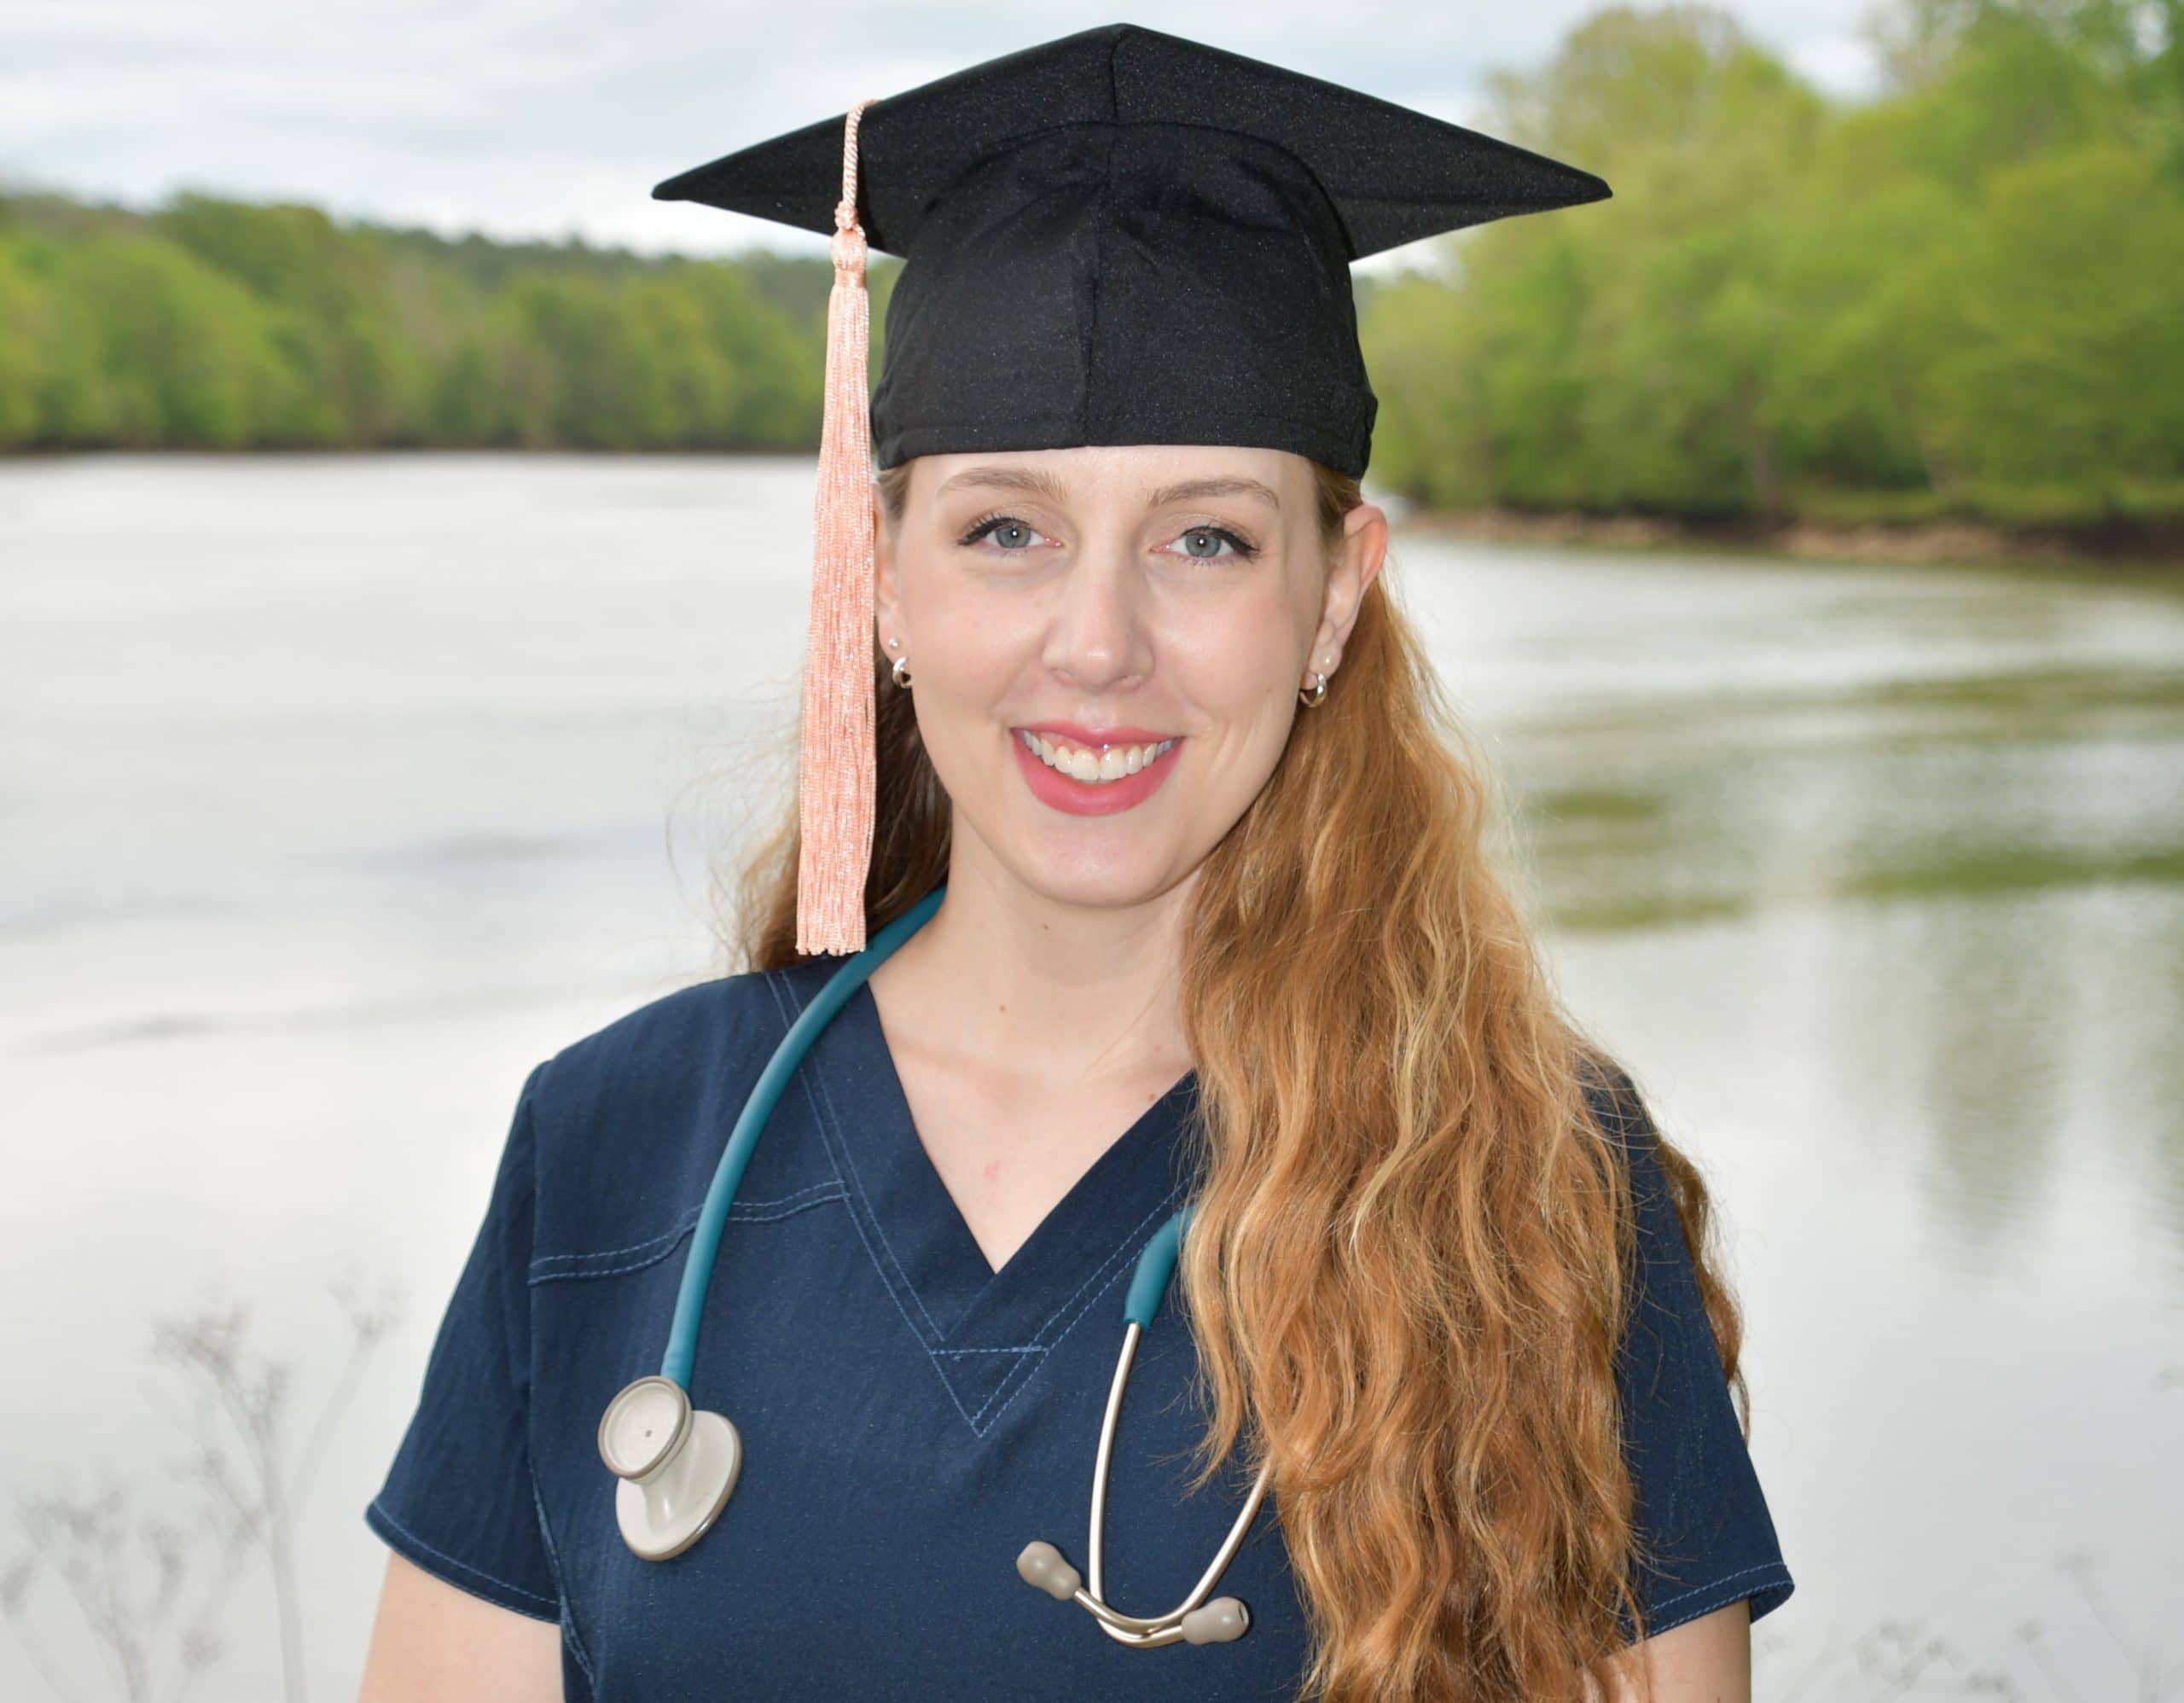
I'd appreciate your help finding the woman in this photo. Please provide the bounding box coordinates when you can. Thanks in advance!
[358,24,1794,1703]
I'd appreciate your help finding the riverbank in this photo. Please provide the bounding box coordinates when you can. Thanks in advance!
[10,445,2184,573]
[1404,505,2184,570]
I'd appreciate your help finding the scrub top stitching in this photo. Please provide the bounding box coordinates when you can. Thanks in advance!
[793,1048,992,1428]
[764,963,1194,1439]
[525,1459,595,1687]
[524,1183,851,1285]
[366,1497,558,1615]
[763,966,954,1345]
[959,1180,1186,1433]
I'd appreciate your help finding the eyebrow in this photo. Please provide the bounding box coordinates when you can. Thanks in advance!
[1150,475,1281,512]
[932,466,1281,512]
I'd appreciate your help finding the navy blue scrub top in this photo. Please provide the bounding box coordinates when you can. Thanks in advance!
[367,954,1794,1699]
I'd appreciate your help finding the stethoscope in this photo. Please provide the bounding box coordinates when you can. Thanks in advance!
[594,881,1274,1647]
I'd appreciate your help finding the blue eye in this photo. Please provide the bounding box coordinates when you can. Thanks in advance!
[1170,524,1257,562]
[955,513,1260,562]
[959,514,1050,551]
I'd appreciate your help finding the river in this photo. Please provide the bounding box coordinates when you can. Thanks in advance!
[2,453,2179,1699]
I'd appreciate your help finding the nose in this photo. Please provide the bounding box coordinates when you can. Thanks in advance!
[1041,541,1153,693]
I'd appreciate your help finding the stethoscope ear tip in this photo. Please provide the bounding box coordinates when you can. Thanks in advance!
[1179,1596,1251,1644]
[1016,1539,1083,1601]
[1017,1538,1253,1647]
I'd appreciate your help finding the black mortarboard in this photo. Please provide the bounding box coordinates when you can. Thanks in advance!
[654,21,1611,480]
[648,24,1610,956]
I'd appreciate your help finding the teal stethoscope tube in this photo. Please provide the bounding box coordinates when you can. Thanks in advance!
[663,880,1194,1386]
[636,878,1267,1644]
[662,881,945,1387]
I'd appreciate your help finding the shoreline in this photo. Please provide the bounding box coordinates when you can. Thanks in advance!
[1401,504,2184,570]
[7,449,2181,571]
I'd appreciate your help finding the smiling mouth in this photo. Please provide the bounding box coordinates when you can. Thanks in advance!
[1014,727,1181,785]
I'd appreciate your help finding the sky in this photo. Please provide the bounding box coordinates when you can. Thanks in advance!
[1,0,1888,270]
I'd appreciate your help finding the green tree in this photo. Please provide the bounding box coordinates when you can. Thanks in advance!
[154,195,429,443]
[0,239,55,445]
[43,231,294,447]
[4,0,2177,534]
[1920,142,2184,491]
[1357,0,2184,526]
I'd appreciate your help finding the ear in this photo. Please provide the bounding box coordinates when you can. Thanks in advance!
[871,475,903,656]
[1305,501,1388,682]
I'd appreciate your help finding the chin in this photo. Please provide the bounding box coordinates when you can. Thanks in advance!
[1002,849,1182,914]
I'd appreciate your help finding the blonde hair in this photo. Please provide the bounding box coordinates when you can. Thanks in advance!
[719,456,1751,1700]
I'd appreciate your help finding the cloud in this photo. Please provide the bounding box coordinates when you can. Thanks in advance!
[0,0,1880,259]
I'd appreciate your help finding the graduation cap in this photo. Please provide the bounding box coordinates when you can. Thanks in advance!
[652,23,1610,955]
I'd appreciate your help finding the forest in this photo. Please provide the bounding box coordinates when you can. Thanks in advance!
[1,0,2177,533]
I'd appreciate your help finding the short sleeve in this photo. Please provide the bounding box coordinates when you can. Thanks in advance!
[1592,1068,1796,1642]
[365,1061,562,1622]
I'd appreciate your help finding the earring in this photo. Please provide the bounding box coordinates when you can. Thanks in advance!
[888,637,913,690]
[1298,652,1333,708]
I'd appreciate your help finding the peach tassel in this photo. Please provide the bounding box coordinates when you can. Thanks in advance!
[797,97,880,956]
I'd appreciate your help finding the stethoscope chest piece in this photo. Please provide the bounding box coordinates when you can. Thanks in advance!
[594,888,1267,1648]
[598,1375,742,1561]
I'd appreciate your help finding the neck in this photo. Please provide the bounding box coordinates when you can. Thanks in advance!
[873,840,1194,1090]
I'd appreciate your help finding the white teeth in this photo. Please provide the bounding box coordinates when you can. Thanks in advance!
[1018,729,1176,784]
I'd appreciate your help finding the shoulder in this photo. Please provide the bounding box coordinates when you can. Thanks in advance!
[1576,1050,1671,1205]
[1569,1058,1798,1636]
[1573,1052,1698,1307]
[529,968,787,1132]
[1576,1051,1655,1150]
[515,961,836,1264]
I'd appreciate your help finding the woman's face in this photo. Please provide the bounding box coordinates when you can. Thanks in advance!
[872,443,1385,908]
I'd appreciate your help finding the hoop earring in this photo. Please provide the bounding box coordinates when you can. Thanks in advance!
[891,653,914,690]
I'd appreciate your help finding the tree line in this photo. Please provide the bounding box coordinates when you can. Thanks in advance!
[1364,0,2184,531]
[0,0,2177,532]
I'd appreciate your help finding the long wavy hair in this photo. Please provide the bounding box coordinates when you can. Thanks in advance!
[715,457,1752,1700]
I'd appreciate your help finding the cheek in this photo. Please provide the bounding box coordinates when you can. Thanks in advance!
[1163,590,1305,718]
[905,573,1032,705]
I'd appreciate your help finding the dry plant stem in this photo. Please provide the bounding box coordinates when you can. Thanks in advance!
[3,1276,399,1703]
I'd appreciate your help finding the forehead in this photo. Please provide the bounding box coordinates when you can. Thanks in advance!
[913,445,1304,514]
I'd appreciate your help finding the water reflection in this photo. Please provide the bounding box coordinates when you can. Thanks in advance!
[2,457,2179,1697]
[1480,606,2184,1277]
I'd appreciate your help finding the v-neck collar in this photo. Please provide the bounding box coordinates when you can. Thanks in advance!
[840,972,1199,1328]
[776,958,1200,1432]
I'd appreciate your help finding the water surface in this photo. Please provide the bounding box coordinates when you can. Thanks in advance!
[2,454,2178,1698]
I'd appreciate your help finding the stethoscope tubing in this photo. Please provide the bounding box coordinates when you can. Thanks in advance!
[630,877,1269,1645]
[660,884,944,1387]
[1081,1318,1275,1645]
